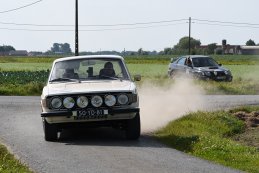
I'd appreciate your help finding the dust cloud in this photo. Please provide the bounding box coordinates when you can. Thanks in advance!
[139,78,205,133]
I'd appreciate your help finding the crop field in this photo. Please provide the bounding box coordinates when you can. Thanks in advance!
[0,55,259,95]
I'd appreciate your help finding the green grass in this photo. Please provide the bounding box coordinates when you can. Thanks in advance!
[155,106,259,173]
[0,144,32,173]
[0,83,44,96]
[0,63,52,71]
[0,56,259,95]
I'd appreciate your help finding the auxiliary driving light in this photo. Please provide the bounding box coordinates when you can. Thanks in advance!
[51,97,62,109]
[118,94,129,105]
[104,95,116,107]
[91,95,103,107]
[63,97,75,109]
[77,96,88,108]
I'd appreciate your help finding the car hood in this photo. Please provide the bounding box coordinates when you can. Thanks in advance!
[44,80,135,96]
[195,66,228,72]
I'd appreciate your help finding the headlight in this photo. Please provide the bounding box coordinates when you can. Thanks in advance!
[51,97,62,109]
[224,70,231,75]
[77,96,88,108]
[91,95,103,107]
[118,94,129,105]
[204,71,211,76]
[104,95,116,107]
[63,97,75,109]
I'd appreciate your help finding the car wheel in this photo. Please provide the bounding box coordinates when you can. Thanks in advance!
[125,113,140,140]
[226,76,233,82]
[43,118,58,141]
[169,70,175,79]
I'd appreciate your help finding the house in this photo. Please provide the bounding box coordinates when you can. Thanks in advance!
[240,46,259,55]
[9,50,28,56]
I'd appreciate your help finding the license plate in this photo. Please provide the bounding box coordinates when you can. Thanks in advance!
[74,109,108,120]
[217,76,226,80]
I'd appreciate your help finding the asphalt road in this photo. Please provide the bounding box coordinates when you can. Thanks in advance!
[0,96,259,173]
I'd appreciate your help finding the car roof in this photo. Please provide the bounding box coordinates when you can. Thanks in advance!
[53,55,124,63]
[181,55,210,59]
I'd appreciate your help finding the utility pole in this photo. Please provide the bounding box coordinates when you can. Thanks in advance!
[75,0,79,56]
[188,17,191,55]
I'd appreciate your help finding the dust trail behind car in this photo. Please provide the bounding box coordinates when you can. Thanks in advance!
[139,78,205,132]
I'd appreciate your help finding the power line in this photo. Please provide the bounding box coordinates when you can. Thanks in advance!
[0,22,187,32]
[0,19,188,27]
[193,18,259,26]
[0,0,43,14]
[194,22,259,29]
[1,17,259,31]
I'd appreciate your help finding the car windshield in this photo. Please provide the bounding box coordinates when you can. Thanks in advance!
[192,57,219,67]
[49,58,130,82]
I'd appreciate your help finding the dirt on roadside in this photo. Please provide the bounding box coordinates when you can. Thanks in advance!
[233,111,259,148]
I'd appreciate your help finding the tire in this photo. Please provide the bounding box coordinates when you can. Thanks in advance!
[169,70,175,79]
[125,113,141,140]
[43,118,58,141]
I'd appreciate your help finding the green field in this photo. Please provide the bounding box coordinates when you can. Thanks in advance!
[0,55,259,95]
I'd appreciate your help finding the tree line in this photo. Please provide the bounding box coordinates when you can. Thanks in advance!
[1,38,258,56]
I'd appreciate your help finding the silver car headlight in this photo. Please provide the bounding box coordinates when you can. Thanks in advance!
[204,71,211,76]
[77,96,88,108]
[91,95,103,107]
[118,94,129,105]
[51,97,62,109]
[104,95,116,107]
[224,70,231,75]
[63,97,75,109]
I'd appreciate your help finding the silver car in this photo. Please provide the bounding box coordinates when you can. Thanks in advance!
[168,55,233,81]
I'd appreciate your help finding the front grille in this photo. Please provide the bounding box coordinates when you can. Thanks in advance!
[210,71,226,77]
[46,92,137,110]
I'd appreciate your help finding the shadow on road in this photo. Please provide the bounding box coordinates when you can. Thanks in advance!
[57,127,164,148]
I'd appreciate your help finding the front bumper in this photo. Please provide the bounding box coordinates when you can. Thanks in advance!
[41,108,139,118]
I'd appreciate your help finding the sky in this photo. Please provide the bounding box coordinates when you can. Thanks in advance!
[0,0,259,52]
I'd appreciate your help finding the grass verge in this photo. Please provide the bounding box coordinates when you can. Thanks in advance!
[155,106,259,173]
[0,144,32,173]
[0,83,44,96]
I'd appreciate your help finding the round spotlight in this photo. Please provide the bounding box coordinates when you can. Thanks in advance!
[104,95,116,107]
[63,97,75,109]
[77,96,88,108]
[91,95,103,107]
[51,97,62,109]
[118,94,129,105]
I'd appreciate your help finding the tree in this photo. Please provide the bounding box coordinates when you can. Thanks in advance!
[174,36,201,50]
[246,39,256,46]
[61,43,72,54]
[50,43,72,54]
[0,45,15,52]
[207,43,217,54]
[51,43,61,53]
[137,48,143,55]
[164,48,172,55]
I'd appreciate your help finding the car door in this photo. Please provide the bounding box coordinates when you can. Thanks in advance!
[175,57,186,74]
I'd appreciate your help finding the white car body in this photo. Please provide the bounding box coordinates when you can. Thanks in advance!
[41,55,141,141]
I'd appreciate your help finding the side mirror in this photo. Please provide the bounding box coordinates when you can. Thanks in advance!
[134,74,141,81]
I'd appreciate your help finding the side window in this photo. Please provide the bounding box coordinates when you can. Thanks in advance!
[177,58,186,65]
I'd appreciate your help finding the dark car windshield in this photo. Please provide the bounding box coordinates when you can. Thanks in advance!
[192,57,219,67]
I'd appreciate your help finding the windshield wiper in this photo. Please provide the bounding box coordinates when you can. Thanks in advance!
[49,78,81,83]
[99,75,123,81]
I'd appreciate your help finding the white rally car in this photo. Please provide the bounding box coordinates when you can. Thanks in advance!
[41,55,141,141]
